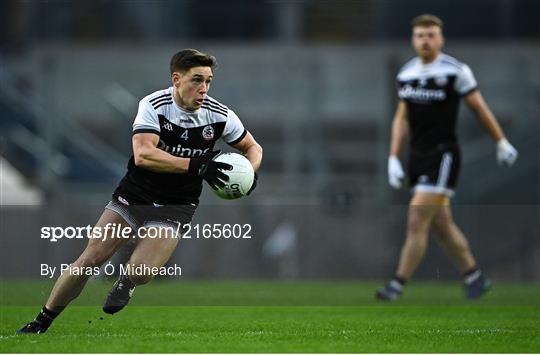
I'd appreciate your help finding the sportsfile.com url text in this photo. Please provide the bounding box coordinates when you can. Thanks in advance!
[40,223,252,242]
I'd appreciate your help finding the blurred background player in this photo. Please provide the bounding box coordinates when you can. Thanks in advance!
[376,14,518,301]
[16,49,263,333]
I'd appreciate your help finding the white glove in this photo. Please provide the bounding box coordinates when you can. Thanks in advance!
[496,138,518,166]
[388,155,405,189]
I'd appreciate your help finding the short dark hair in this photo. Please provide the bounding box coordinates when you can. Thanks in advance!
[411,14,443,30]
[169,49,217,75]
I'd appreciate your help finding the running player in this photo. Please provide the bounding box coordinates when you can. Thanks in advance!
[17,49,263,333]
[376,15,518,300]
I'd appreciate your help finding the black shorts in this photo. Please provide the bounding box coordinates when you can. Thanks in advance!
[105,194,197,231]
[408,144,461,197]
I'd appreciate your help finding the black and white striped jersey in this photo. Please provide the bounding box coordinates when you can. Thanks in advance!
[114,87,247,205]
[397,53,477,150]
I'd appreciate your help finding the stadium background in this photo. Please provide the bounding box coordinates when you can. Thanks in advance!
[1,0,539,284]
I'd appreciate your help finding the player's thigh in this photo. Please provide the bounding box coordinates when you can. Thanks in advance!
[75,209,131,267]
[408,192,448,231]
[129,225,180,268]
[410,191,449,206]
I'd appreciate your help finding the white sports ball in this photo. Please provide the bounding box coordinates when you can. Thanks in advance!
[212,152,254,200]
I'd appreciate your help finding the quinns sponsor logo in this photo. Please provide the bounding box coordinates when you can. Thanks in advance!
[398,85,446,102]
[157,140,210,157]
[202,125,214,140]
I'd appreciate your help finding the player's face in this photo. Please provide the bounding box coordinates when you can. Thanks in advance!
[412,25,444,62]
[172,66,213,111]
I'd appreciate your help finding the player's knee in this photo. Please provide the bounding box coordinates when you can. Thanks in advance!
[407,213,430,234]
[434,223,452,238]
[432,215,453,237]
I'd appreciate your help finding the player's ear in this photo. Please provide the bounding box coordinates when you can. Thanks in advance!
[171,71,182,86]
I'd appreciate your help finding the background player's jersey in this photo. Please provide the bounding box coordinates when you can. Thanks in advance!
[397,53,477,150]
[114,87,246,205]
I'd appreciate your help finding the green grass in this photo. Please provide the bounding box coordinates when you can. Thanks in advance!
[1,280,539,352]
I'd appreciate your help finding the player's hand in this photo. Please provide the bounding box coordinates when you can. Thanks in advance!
[188,150,232,190]
[388,155,405,189]
[247,172,258,195]
[496,138,518,166]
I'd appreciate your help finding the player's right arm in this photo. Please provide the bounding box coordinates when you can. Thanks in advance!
[132,133,190,173]
[131,97,231,187]
[131,98,191,173]
[133,133,230,188]
[390,100,409,157]
[387,100,408,189]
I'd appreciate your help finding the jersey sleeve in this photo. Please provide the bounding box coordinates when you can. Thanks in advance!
[132,99,160,134]
[221,110,247,145]
[455,64,478,96]
[395,76,403,99]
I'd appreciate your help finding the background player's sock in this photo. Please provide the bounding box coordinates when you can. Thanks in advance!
[388,278,405,294]
[463,267,481,285]
[376,277,405,301]
[394,276,407,287]
[463,267,491,299]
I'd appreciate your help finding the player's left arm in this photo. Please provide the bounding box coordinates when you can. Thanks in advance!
[458,63,518,166]
[464,90,505,142]
[464,91,518,166]
[231,132,263,171]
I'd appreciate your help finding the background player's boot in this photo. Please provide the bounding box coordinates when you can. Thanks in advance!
[16,320,48,334]
[103,274,135,314]
[375,280,403,301]
[465,274,491,299]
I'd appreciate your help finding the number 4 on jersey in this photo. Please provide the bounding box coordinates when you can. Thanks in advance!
[181,130,189,140]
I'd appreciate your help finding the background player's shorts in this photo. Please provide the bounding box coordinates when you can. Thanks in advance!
[408,143,461,197]
[105,195,196,233]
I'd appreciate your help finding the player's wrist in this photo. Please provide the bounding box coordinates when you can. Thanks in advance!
[496,137,510,148]
[179,157,190,174]
[187,157,199,175]
[187,150,216,176]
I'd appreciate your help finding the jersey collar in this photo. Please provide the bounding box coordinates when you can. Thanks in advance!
[418,53,443,68]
